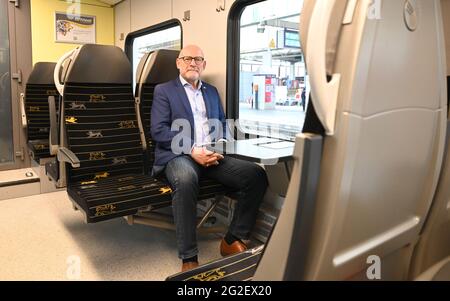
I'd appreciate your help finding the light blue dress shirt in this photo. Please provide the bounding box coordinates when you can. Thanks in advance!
[179,75,211,147]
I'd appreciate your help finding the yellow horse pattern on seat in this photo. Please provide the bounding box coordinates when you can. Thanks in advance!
[94,172,110,180]
[159,187,173,194]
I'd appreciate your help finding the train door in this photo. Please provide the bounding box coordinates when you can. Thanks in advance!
[0,0,32,171]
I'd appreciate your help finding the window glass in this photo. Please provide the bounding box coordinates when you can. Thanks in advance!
[238,0,306,140]
[0,0,13,164]
[130,24,181,89]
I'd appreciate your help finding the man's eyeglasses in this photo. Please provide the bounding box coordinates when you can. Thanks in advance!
[178,56,205,65]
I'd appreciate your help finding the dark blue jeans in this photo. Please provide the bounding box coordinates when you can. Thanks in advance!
[164,155,268,260]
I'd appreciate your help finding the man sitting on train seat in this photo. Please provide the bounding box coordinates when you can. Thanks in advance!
[151,45,268,272]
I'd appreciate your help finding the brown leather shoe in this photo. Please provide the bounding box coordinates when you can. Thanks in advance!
[181,261,199,272]
[220,238,247,256]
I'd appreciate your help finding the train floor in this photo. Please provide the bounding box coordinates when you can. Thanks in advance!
[0,191,224,280]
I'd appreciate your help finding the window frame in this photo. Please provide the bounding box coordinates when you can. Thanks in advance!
[226,0,266,121]
[124,18,183,64]
[227,0,306,140]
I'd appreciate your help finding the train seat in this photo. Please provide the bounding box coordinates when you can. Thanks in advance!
[51,44,173,223]
[22,62,59,162]
[166,245,264,281]
[253,0,448,280]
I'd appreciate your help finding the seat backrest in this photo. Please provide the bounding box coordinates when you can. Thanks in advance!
[409,2,450,271]
[409,80,450,278]
[135,49,179,170]
[25,62,58,155]
[300,0,347,136]
[410,121,450,278]
[255,0,448,280]
[62,44,144,184]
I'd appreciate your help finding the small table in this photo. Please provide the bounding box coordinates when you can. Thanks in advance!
[206,137,295,165]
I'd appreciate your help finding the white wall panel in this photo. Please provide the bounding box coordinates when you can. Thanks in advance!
[172,0,236,104]
[115,0,130,49]
[130,0,172,32]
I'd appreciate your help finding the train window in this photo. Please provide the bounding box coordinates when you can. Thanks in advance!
[0,0,13,164]
[228,0,306,140]
[125,19,182,89]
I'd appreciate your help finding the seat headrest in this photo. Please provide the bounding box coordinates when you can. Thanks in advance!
[27,62,57,85]
[137,49,179,85]
[66,44,132,84]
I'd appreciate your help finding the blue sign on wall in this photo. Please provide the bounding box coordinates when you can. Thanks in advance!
[284,29,300,48]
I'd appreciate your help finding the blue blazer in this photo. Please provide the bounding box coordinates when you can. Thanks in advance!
[151,77,229,170]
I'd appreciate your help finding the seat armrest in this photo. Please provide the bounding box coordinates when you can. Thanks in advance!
[57,147,80,168]
[48,96,59,155]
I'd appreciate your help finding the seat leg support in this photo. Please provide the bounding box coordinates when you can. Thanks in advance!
[197,195,223,229]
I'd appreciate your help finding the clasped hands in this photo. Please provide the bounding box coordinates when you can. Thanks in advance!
[191,146,224,168]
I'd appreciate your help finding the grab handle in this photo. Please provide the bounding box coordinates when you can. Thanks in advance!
[54,49,76,96]
[306,0,341,136]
